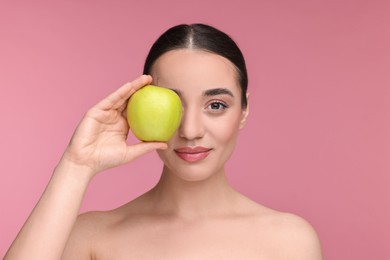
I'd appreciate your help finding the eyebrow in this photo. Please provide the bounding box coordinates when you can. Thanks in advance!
[170,88,234,98]
[203,88,234,97]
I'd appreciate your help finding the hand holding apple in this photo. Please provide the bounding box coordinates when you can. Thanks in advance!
[127,85,182,142]
[61,75,168,176]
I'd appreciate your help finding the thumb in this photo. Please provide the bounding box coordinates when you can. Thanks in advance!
[124,142,168,163]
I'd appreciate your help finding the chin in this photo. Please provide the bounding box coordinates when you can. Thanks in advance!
[166,162,215,181]
[158,155,216,182]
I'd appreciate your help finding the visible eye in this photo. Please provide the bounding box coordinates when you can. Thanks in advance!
[207,101,228,111]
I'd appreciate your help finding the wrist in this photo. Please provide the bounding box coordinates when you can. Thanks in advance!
[55,156,96,183]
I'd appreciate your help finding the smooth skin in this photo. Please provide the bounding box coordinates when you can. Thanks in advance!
[5,50,322,259]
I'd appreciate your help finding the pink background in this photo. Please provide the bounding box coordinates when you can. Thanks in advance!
[1,1,389,259]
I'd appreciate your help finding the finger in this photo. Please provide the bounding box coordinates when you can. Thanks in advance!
[96,75,153,111]
[124,142,168,163]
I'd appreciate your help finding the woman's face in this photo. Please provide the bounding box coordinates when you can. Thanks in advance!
[151,49,249,181]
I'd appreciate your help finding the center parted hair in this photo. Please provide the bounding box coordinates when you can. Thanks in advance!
[143,23,248,108]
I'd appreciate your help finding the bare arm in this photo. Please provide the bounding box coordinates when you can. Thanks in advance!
[4,75,167,259]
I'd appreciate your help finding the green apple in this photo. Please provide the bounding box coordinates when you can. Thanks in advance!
[127,85,182,142]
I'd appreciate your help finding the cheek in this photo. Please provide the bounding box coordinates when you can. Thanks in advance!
[206,112,242,142]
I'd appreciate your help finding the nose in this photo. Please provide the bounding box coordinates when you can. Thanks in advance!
[178,106,205,140]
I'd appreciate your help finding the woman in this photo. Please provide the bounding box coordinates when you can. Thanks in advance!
[5,24,322,259]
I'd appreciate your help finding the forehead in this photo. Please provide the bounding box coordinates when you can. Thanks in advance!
[151,49,240,94]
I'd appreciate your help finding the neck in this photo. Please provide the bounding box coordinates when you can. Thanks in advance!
[147,165,238,220]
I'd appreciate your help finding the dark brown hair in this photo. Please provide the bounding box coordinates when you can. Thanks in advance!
[143,23,248,108]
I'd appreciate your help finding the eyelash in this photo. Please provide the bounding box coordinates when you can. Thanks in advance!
[207,101,229,111]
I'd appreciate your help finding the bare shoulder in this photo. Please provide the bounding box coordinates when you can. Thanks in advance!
[271,211,322,259]
[251,204,323,260]
[61,209,120,259]
[62,197,145,259]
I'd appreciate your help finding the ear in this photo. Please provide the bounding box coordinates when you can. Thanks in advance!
[239,92,250,129]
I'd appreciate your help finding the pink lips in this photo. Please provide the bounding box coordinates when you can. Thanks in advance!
[174,146,212,162]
